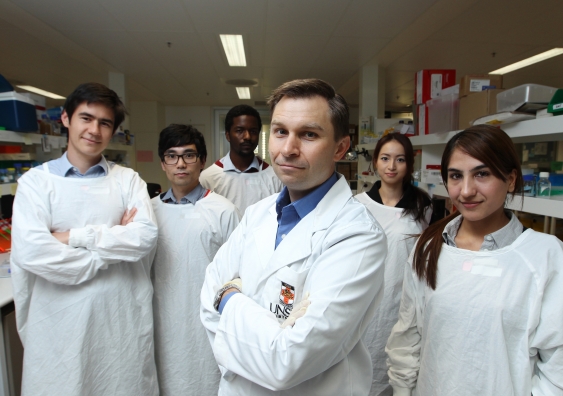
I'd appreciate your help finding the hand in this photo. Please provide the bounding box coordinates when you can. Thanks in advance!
[280,292,310,329]
[220,277,242,299]
[52,231,70,245]
[120,207,138,226]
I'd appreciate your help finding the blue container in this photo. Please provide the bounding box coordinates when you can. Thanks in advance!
[0,92,38,132]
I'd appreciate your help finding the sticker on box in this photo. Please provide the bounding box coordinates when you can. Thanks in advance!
[469,79,490,92]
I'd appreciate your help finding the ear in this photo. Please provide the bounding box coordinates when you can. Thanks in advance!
[507,169,517,193]
[160,161,166,172]
[225,131,231,143]
[61,110,71,128]
[333,135,350,162]
[200,157,206,171]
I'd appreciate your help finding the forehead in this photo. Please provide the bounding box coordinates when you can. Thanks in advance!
[231,115,259,128]
[164,144,197,153]
[72,102,115,122]
[379,140,405,155]
[272,96,332,128]
[448,148,484,169]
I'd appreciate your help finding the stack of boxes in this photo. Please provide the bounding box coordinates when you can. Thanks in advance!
[458,74,504,129]
[414,69,456,135]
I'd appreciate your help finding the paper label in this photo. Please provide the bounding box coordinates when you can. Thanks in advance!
[430,74,443,98]
[470,258,502,277]
[554,103,563,110]
[469,79,490,92]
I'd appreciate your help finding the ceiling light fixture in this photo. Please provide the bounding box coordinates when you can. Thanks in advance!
[220,35,247,67]
[236,87,251,100]
[16,85,66,99]
[489,48,563,75]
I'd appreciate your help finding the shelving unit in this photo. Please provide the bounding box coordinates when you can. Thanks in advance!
[414,116,563,220]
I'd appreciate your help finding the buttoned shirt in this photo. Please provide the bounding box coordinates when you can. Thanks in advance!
[274,172,339,249]
[159,184,207,205]
[220,152,261,173]
[442,210,523,251]
[44,152,111,178]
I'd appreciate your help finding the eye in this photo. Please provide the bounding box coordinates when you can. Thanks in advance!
[448,172,462,180]
[379,156,388,161]
[185,153,197,159]
[273,128,287,136]
[475,170,490,178]
[303,131,318,139]
[397,158,406,163]
[250,129,260,136]
[165,154,176,159]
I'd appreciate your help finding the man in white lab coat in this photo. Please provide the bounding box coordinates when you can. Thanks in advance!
[11,83,159,396]
[201,79,387,395]
[199,104,283,214]
[151,124,240,395]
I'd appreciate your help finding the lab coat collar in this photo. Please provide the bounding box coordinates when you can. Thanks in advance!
[254,174,352,283]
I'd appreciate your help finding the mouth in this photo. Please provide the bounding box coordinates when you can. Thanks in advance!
[82,137,100,144]
[460,201,481,209]
[385,173,397,177]
[175,172,189,177]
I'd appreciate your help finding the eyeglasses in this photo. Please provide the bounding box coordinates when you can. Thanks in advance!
[163,152,200,165]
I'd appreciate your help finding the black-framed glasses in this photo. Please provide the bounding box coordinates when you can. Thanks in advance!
[163,152,200,165]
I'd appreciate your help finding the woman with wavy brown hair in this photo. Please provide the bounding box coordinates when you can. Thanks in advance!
[386,125,563,396]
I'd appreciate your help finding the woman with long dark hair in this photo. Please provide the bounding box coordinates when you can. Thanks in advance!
[355,132,432,396]
[386,125,563,395]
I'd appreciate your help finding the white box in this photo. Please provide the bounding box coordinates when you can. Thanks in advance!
[496,84,557,114]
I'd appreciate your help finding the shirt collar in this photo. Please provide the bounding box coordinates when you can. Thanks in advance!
[221,151,261,173]
[160,184,207,205]
[275,172,338,220]
[61,152,109,177]
[442,210,523,251]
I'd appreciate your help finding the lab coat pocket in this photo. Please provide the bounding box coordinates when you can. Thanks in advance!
[266,266,308,321]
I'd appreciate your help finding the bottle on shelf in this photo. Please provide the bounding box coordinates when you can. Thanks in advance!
[6,168,15,182]
[522,174,536,197]
[537,172,551,198]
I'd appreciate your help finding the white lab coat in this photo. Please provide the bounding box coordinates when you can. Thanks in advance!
[355,193,431,396]
[201,175,387,395]
[386,229,563,396]
[151,192,240,396]
[10,163,158,396]
[199,161,283,214]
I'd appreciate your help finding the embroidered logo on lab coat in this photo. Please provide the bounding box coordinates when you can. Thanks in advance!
[270,281,295,319]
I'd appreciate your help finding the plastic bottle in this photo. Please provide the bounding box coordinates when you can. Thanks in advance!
[537,172,551,198]
[522,174,536,197]
[6,168,15,182]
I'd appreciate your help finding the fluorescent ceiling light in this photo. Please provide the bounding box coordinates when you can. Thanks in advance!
[16,85,66,99]
[236,87,251,99]
[489,48,563,75]
[220,35,247,67]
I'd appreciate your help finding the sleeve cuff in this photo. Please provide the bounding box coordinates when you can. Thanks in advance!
[68,227,90,248]
[218,291,238,314]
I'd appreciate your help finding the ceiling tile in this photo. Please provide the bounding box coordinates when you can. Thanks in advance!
[317,36,390,69]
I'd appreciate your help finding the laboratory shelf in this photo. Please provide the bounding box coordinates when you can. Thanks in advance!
[106,143,134,152]
[0,130,67,147]
[431,184,563,219]
[0,184,16,196]
[410,116,563,146]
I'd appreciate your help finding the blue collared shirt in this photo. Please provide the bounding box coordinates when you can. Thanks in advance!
[44,152,111,178]
[221,151,261,173]
[274,172,338,249]
[160,184,207,205]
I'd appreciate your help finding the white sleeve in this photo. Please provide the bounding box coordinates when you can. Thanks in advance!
[203,221,386,391]
[385,259,423,396]
[530,240,563,396]
[68,172,158,263]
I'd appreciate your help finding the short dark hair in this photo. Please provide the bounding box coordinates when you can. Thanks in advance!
[267,79,349,141]
[225,105,262,133]
[158,124,207,162]
[63,82,127,133]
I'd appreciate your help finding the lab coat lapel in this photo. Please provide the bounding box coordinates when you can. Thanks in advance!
[257,175,352,283]
[251,205,278,269]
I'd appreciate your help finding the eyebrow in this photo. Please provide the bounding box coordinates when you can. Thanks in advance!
[165,148,197,153]
[448,164,488,172]
[380,152,405,157]
[78,112,114,126]
[270,120,325,131]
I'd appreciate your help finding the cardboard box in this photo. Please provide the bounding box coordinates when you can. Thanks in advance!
[415,69,456,104]
[459,74,503,98]
[458,89,504,129]
[415,104,429,135]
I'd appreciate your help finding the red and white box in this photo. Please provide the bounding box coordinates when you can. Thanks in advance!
[415,69,456,105]
[416,104,429,135]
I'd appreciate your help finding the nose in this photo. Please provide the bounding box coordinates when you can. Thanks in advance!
[176,156,188,167]
[280,133,299,157]
[389,160,397,170]
[460,176,476,197]
[241,129,251,141]
[88,120,102,135]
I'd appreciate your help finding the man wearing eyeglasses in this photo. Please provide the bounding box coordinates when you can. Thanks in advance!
[199,104,283,214]
[151,124,240,396]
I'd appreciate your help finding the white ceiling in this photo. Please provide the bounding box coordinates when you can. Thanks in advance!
[0,0,562,112]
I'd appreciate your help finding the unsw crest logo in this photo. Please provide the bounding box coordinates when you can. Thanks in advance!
[270,281,295,319]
